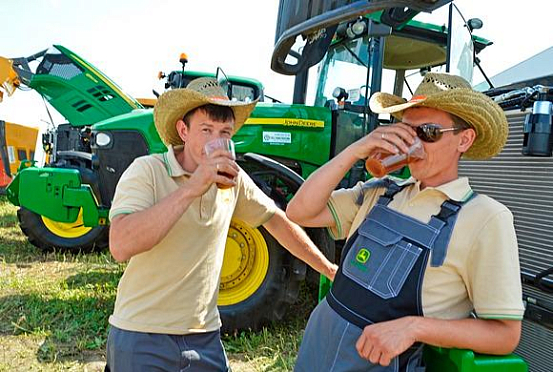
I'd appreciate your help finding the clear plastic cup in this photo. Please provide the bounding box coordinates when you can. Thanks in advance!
[204,138,236,189]
[365,137,425,178]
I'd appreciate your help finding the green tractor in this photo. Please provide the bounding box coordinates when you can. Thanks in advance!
[0,44,334,333]
[0,0,493,334]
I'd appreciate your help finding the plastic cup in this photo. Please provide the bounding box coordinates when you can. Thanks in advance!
[204,138,236,189]
[365,137,425,178]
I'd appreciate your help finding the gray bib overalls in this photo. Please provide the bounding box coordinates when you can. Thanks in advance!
[295,180,474,372]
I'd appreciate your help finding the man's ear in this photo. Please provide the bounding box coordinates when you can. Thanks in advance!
[458,128,476,152]
[176,119,188,143]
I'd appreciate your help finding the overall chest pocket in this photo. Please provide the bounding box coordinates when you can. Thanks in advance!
[342,219,424,300]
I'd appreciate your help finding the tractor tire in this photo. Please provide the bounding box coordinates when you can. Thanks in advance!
[17,207,109,253]
[218,221,304,334]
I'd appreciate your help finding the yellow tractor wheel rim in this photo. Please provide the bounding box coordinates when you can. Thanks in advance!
[218,219,269,306]
[41,209,92,238]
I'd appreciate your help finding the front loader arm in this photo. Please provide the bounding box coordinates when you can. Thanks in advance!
[0,56,20,102]
[0,49,48,102]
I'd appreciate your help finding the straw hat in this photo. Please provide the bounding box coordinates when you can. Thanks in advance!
[369,72,508,159]
[154,77,257,146]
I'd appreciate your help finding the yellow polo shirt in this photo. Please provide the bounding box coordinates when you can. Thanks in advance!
[328,177,525,320]
[108,145,276,334]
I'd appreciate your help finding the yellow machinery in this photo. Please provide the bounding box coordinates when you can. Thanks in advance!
[0,56,39,188]
[0,121,39,188]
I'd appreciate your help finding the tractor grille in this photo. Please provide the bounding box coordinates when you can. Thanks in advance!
[459,110,553,280]
[37,52,83,80]
[459,109,553,371]
[94,130,149,206]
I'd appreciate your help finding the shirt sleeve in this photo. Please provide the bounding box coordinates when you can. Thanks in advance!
[326,181,364,240]
[109,158,155,221]
[232,169,277,228]
[467,209,525,320]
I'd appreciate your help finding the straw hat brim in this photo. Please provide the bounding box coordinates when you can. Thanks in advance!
[154,89,257,146]
[369,89,508,159]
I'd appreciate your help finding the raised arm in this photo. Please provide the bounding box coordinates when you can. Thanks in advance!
[110,151,237,262]
[110,186,198,262]
[286,124,416,227]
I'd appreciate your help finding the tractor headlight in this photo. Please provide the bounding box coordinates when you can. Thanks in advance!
[95,132,112,147]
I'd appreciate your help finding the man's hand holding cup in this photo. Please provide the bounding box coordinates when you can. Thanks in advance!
[204,138,238,189]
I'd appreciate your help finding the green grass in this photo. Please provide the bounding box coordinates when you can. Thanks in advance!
[0,196,316,371]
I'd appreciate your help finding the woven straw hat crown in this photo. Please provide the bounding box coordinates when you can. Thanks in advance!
[369,72,508,159]
[154,77,257,146]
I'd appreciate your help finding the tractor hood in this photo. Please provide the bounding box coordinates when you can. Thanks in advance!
[5,45,142,126]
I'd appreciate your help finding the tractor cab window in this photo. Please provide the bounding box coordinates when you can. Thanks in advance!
[230,84,257,103]
[314,37,369,108]
[448,4,475,83]
[166,73,261,103]
[315,4,477,111]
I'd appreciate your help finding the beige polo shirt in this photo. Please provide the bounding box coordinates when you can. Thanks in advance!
[328,177,525,321]
[108,145,277,335]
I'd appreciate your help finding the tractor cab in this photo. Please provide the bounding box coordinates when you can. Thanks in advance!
[271,0,492,189]
[140,61,265,107]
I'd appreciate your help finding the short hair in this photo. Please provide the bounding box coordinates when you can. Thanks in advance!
[182,104,235,127]
[450,113,472,130]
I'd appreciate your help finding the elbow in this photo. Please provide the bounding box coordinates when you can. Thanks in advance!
[109,243,128,263]
[492,320,522,355]
[109,234,129,262]
[285,199,303,224]
[503,327,521,354]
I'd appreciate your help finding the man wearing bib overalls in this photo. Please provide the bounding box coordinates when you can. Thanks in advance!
[287,73,525,371]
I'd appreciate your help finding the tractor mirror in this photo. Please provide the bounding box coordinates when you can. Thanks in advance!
[216,67,231,99]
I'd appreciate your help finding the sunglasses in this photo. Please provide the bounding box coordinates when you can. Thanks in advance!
[414,123,465,143]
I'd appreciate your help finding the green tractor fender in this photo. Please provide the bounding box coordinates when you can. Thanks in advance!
[6,162,110,252]
[8,164,107,226]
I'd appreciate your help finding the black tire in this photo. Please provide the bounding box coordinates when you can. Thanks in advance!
[219,227,304,334]
[17,207,109,253]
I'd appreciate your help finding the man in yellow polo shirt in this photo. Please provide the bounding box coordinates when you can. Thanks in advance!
[104,78,337,371]
[287,73,524,371]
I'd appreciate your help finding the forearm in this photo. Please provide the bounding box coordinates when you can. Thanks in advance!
[287,146,359,225]
[264,209,337,279]
[109,186,196,261]
[411,316,521,355]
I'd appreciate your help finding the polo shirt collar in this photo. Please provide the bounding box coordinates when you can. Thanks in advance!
[413,177,473,202]
[162,145,191,178]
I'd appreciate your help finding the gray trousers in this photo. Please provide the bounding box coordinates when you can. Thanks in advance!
[105,325,230,372]
[295,299,424,372]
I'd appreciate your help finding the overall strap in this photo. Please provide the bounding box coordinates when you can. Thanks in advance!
[356,178,416,206]
[377,181,405,206]
[427,191,478,267]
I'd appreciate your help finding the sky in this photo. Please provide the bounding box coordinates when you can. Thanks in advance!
[1,0,552,128]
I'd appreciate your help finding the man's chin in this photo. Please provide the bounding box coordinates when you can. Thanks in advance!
[408,162,424,179]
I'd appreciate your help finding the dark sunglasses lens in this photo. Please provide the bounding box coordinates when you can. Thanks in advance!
[416,124,442,143]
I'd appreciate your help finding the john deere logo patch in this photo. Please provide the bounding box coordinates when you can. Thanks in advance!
[356,249,370,264]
